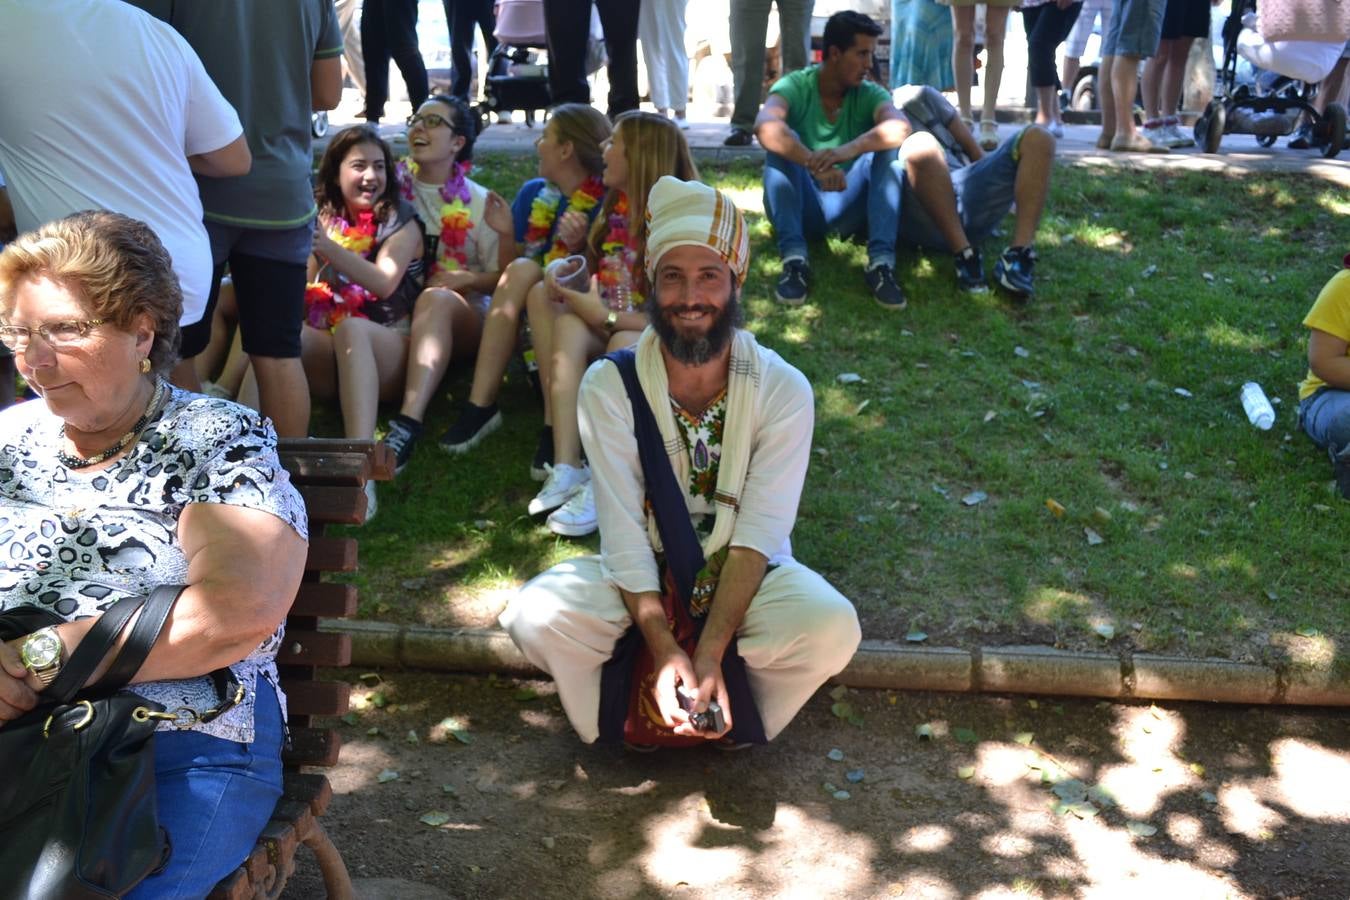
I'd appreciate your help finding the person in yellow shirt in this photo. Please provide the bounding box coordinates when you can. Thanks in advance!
[1298,258,1350,498]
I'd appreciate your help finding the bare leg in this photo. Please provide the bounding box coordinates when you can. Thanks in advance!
[902,133,971,252]
[1141,48,1164,121]
[252,356,311,438]
[1159,38,1192,117]
[399,287,482,422]
[1034,85,1060,126]
[332,317,408,439]
[548,312,606,469]
[1110,54,1143,142]
[1098,54,1118,143]
[525,282,565,427]
[951,6,977,120]
[195,279,238,382]
[982,6,1009,124]
[1062,56,1081,92]
[466,258,541,407]
[216,330,250,397]
[1011,126,1055,247]
[300,324,338,402]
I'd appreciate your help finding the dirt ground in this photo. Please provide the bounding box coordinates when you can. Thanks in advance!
[278,671,1350,900]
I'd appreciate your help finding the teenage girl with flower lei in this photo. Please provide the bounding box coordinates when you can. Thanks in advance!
[384,95,504,468]
[302,126,426,516]
[527,111,699,537]
[438,103,612,465]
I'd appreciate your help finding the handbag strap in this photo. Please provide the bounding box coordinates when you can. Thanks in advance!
[92,584,187,691]
[44,592,149,703]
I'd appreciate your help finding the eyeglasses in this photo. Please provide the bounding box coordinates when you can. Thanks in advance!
[0,319,106,351]
[406,112,453,131]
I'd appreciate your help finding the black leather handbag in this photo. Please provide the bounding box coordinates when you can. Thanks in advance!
[0,584,240,900]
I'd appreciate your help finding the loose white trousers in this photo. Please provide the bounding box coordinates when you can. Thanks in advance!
[638,0,691,111]
[500,556,862,743]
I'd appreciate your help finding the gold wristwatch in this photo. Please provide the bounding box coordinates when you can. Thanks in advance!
[603,310,619,333]
[20,627,65,687]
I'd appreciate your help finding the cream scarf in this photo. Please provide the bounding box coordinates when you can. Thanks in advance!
[633,325,761,559]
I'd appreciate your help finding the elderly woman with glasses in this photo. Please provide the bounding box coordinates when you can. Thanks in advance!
[0,210,307,898]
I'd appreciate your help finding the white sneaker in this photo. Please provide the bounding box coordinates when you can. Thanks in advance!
[362,479,377,523]
[527,463,589,515]
[1163,120,1194,149]
[1141,123,1169,146]
[546,481,597,537]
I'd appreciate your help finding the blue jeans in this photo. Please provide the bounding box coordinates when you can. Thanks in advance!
[126,680,285,900]
[896,130,1024,251]
[1299,387,1350,457]
[762,149,901,268]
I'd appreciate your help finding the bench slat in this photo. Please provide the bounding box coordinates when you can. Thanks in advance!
[297,484,369,526]
[306,536,358,573]
[284,727,341,768]
[281,680,350,717]
[276,630,350,667]
[283,772,334,816]
[290,582,357,618]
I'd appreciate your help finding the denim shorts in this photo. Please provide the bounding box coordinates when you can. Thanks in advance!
[898,129,1024,251]
[1102,0,1166,58]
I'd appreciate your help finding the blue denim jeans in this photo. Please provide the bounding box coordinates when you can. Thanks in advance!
[125,679,285,900]
[762,149,901,268]
[1299,387,1350,456]
[896,130,1024,251]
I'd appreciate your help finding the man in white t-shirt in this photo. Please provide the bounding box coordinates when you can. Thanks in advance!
[0,0,250,379]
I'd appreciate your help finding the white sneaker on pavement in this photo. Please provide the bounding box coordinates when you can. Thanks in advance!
[546,481,597,537]
[1163,120,1194,148]
[528,463,589,515]
[1140,122,1169,146]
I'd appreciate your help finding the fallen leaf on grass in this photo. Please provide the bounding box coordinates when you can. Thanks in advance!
[1013,732,1035,746]
[1127,821,1158,837]
[1174,387,1193,398]
[1091,507,1113,525]
[1093,623,1116,640]
[837,372,865,384]
[1045,498,1066,517]
[905,630,928,643]
[827,748,845,761]
[833,790,851,800]
[961,491,988,507]
[983,410,998,423]
[854,400,870,415]
[1189,762,1206,777]
[1014,346,1030,358]
[831,701,864,726]
[957,766,976,780]
[406,729,420,744]
[377,769,400,784]
[1084,528,1105,546]
[1295,626,1322,637]
[419,811,451,827]
[846,769,866,783]
[1141,264,1158,279]
[1051,780,1088,803]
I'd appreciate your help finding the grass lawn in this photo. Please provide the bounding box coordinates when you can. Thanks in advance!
[334,153,1348,668]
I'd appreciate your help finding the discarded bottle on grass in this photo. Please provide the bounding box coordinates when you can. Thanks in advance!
[1240,381,1275,430]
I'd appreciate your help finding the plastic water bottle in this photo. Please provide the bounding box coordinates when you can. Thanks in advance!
[601,253,635,312]
[1240,382,1275,430]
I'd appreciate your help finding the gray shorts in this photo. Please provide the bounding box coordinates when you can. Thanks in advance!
[1102,0,1166,58]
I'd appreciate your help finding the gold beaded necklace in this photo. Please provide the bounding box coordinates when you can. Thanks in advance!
[56,378,167,470]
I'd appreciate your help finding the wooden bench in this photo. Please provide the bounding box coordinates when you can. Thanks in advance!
[208,438,394,900]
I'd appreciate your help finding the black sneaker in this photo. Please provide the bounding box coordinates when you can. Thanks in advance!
[1288,121,1318,150]
[953,246,988,293]
[994,246,1037,300]
[439,402,502,454]
[864,263,907,310]
[775,258,810,306]
[723,128,754,147]
[531,426,554,482]
[383,414,423,475]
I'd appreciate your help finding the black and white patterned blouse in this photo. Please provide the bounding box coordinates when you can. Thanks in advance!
[0,384,308,743]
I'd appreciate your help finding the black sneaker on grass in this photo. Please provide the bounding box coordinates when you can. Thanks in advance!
[953,246,988,293]
[439,402,502,453]
[531,426,554,482]
[994,246,1037,300]
[775,258,810,306]
[864,263,906,310]
[383,414,423,474]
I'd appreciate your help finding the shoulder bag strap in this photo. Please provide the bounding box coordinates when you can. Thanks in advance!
[44,593,148,703]
[92,584,187,691]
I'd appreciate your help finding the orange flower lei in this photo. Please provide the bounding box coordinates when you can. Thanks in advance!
[597,192,643,309]
[326,211,376,255]
[396,158,473,276]
[522,176,605,265]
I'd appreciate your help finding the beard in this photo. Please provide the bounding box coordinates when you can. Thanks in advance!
[649,286,742,366]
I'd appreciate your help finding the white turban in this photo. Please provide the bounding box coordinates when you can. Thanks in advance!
[643,176,749,285]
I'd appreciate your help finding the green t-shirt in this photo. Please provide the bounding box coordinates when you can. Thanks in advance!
[768,67,891,170]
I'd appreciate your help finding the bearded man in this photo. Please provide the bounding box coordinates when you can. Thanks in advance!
[500,177,861,748]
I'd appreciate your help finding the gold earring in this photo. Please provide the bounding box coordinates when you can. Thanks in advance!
[139,358,152,374]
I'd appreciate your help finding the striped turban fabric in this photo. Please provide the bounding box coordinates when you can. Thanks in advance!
[643,175,750,285]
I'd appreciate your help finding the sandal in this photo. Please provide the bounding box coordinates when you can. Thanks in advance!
[1110,132,1169,153]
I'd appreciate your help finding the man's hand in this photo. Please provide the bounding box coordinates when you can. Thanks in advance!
[555,209,589,252]
[651,645,699,731]
[687,648,733,739]
[812,168,848,192]
[806,146,852,174]
[0,640,39,727]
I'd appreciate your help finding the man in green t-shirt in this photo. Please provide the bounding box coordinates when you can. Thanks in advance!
[754,11,911,310]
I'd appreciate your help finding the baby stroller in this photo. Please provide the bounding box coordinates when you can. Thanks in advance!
[1194,0,1346,157]
[483,0,551,126]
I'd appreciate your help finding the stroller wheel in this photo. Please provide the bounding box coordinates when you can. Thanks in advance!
[1320,103,1346,160]
[1255,134,1277,148]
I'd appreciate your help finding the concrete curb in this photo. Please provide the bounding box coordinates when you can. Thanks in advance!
[321,620,1350,708]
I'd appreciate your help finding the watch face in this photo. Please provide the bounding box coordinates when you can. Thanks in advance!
[23,631,61,668]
